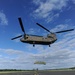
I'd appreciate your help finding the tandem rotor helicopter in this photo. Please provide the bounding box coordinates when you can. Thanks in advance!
[11,17,74,47]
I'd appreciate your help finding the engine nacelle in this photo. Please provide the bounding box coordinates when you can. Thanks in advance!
[47,33,57,40]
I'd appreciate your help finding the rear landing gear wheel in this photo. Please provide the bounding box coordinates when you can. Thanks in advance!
[33,44,35,47]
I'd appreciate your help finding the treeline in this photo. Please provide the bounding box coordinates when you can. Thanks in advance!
[69,67,75,69]
[0,69,31,71]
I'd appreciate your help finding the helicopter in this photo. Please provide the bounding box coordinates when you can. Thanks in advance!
[11,17,74,47]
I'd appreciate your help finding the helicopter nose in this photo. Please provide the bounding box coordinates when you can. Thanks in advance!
[20,38,24,42]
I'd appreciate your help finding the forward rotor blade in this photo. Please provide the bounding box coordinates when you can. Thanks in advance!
[18,18,25,34]
[55,29,74,33]
[36,23,51,33]
[11,35,22,40]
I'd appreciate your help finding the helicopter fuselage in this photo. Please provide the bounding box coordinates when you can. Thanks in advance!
[20,33,57,47]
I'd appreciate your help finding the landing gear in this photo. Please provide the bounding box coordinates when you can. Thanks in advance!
[33,42,35,47]
[49,44,50,47]
[33,44,35,47]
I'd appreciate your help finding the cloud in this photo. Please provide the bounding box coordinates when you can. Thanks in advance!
[28,28,36,34]
[64,30,75,38]
[72,0,75,4]
[32,0,68,22]
[4,49,24,55]
[46,13,59,23]
[27,28,40,35]
[31,48,75,69]
[0,11,8,25]
[65,19,71,23]
[51,24,68,32]
[0,48,34,69]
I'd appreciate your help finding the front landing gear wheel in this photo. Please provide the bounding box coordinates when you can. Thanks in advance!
[49,44,50,47]
[33,42,35,47]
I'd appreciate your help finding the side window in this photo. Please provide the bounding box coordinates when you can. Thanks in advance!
[42,37,46,40]
[26,37,28,39]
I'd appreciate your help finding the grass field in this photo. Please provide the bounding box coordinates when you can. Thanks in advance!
[0,70,75,75]
[0,68,75,75]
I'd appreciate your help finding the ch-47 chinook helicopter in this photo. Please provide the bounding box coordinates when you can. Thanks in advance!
[11,17,74,47]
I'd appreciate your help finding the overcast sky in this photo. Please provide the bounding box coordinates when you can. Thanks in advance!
[0,0,75,70]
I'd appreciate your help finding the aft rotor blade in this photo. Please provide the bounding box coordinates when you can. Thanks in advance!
[55,29,74,33]
[36,23,51,33]
[18,18,25,34]
[11,35,22,40]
